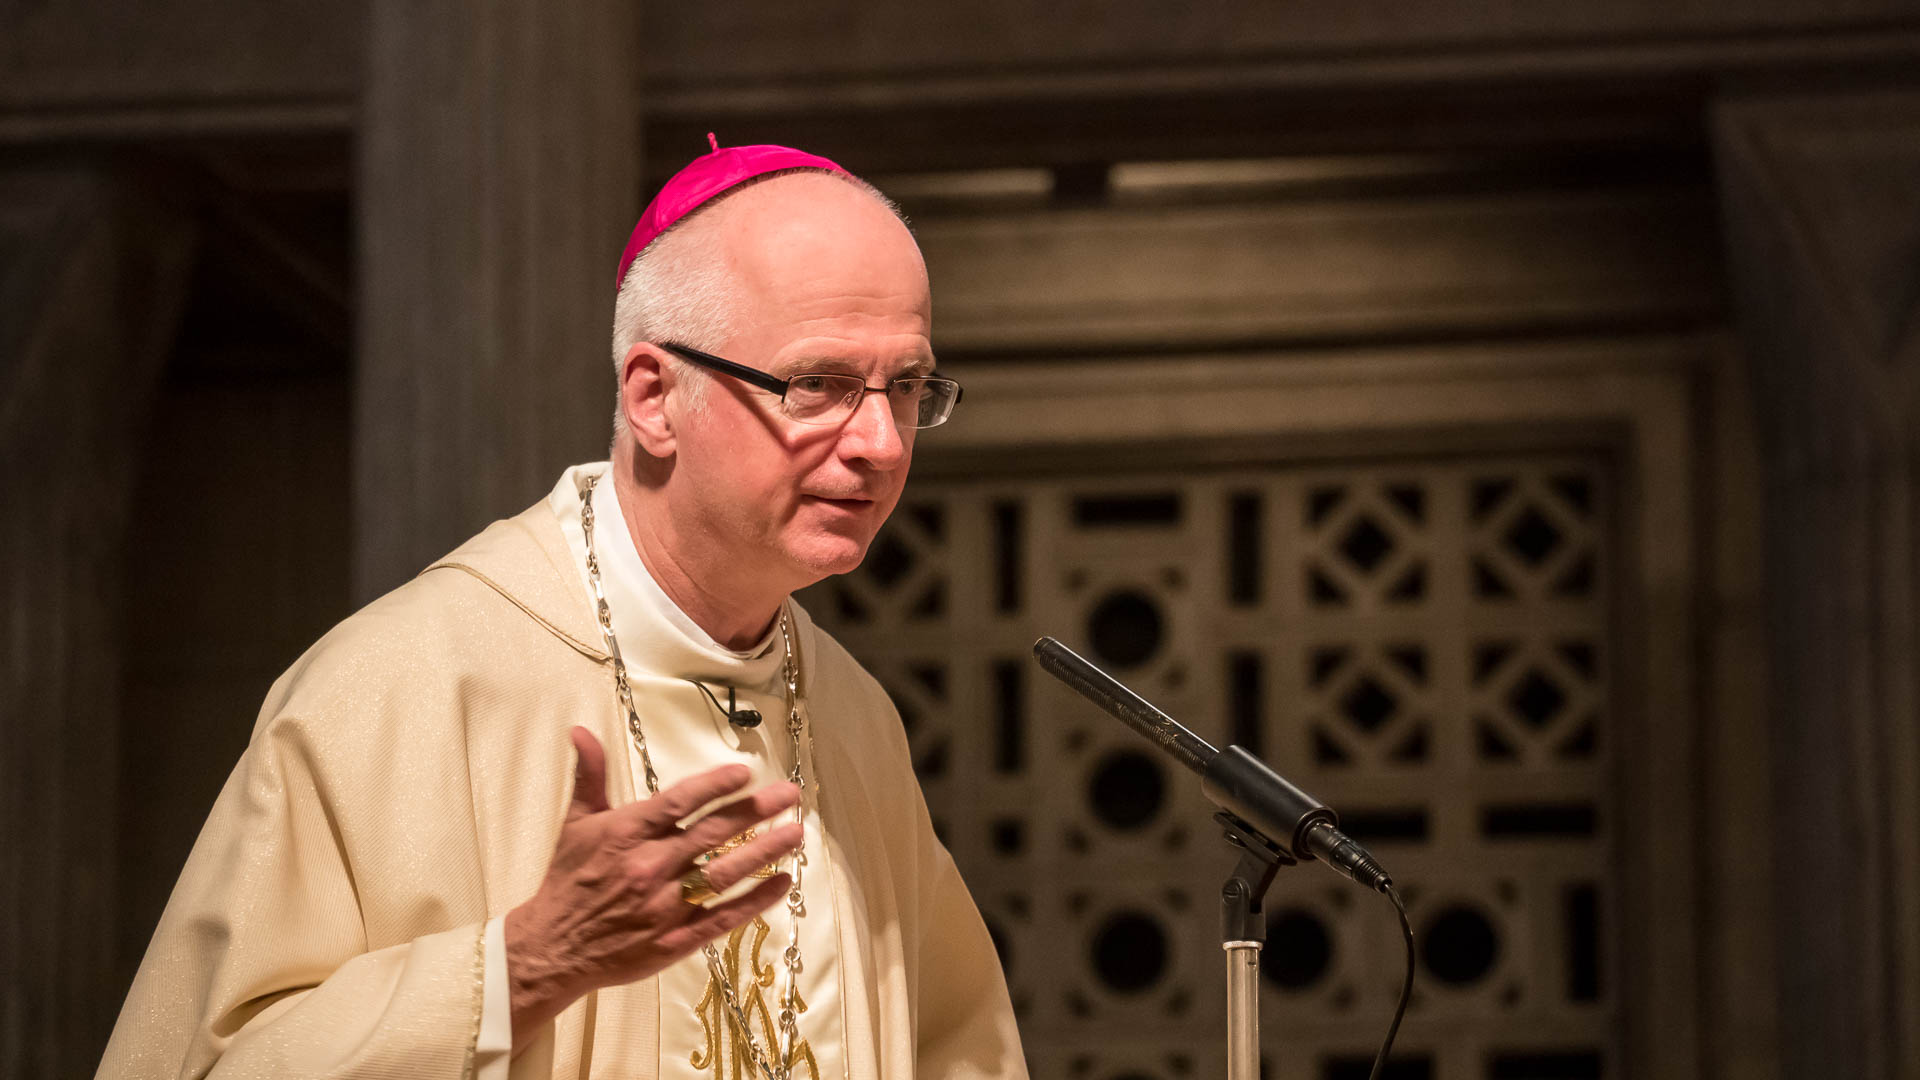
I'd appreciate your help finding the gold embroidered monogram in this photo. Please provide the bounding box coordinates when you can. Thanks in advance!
[702,828,777,880]
[692,916,818,1080]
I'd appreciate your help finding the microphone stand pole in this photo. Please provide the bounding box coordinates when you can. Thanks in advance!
[1218,811,1294,1080]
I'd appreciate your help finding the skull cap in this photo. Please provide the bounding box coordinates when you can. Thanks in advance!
[615,134,849,290]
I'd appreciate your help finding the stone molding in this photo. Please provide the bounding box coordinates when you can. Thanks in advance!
[1714,88,1920,1080]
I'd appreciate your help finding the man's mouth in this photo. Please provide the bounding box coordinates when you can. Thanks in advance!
[804,494,872,509]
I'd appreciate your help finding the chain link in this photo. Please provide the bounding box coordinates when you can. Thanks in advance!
[580,474,807,1080]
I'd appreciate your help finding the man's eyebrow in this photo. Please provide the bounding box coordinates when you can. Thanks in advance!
[778,353,938,378]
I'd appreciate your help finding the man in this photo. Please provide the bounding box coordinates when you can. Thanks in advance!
[98,142,1026,1079]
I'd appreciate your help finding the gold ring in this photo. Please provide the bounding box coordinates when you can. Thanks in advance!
[679,865,720,906]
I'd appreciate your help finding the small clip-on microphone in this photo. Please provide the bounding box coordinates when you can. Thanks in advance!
[693,681,762,728]
[726,685,762,729]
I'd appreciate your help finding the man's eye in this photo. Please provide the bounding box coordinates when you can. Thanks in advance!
[791,376,832,394]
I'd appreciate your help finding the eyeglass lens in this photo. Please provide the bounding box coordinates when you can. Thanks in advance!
[784,375,959,429]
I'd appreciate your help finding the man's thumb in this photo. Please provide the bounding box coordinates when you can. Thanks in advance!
[567,726,611,819]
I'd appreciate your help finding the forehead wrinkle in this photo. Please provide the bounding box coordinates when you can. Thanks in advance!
[783,283,930,322]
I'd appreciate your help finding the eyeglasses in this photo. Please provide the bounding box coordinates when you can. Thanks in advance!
[658,342,962,430]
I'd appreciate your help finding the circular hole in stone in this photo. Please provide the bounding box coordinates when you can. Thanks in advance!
[1091,909,1170,994]
[1087,589,1165,668]
[1261,907,1333,990]
[1421,904,1500,985]
[1089,750,1165,831]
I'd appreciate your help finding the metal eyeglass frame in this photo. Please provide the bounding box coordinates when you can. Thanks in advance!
[657,341,963,429]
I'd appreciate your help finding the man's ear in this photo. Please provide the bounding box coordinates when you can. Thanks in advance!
[620,343,678,456]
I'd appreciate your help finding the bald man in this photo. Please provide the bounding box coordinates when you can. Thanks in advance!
[98,146,1026,1080]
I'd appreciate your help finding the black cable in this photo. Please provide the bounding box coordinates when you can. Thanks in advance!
[1368,883,1416,1080]
[690,679,730,716]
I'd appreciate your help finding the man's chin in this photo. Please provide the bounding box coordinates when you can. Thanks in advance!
[785,533,875,582]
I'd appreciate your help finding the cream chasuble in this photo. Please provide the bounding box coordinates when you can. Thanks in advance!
[95,467,1027,1080]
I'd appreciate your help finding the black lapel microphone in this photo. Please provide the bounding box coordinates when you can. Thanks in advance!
[693,681,762,728]
[726,684,763,729]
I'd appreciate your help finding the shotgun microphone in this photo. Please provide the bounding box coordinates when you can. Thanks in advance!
[1033,636,1390,892]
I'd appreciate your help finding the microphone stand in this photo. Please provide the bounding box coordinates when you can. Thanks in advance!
[1218,811,1293,1080]
[1030,637,1401,1080]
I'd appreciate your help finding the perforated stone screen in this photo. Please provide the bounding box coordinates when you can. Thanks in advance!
[800,454,1617,1080]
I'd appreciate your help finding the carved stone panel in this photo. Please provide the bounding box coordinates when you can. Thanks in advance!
[803,453,1619,1080]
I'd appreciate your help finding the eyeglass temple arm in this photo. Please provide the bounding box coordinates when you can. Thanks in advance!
[657,341,790,397]
[663,340,963,410]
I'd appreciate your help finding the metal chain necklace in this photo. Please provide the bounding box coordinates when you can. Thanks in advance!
[580,474,810,1080]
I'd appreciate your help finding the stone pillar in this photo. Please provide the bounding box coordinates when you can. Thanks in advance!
[355,0,642,599]
[0,165,194,1078]
[1714,89,1920,1080]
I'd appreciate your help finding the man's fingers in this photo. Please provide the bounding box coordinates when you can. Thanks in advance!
[671,788,802,861]
[700,822,805,893]
[567,726,610,820]
[623,763,761,836]
[656,874,791,956]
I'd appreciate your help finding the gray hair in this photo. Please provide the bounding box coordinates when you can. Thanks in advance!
[608,168,906,437]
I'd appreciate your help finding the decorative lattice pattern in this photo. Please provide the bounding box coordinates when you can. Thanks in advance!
[801,457,1615,1080]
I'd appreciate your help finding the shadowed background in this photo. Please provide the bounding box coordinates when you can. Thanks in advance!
[4,3,1919,1079]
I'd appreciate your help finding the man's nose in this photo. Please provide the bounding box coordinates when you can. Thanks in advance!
[838,390,908,467]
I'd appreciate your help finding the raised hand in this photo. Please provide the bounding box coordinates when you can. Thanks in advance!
[503,726,804,1046]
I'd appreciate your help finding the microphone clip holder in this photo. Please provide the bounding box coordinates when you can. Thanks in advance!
[1218,811,1294,1080]
[1218,811,1293,945]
